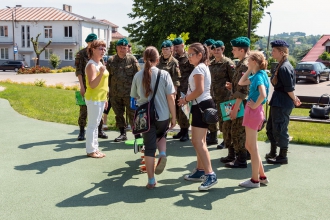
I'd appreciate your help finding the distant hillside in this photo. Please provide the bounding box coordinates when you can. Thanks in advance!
[255,32,322,62]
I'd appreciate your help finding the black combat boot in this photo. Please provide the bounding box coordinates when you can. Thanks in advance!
[220,145,236,163]
[216,141,225,149]
[77,126,85,141]
[206,131,218,145]
[115,127,127,142]
[180,128,189,142]
[225,150,247,168]
[267,148,288,164]
[265,143,277,159]
[246,150,251,160]
[173,129,183,139]
[98,120,108,139]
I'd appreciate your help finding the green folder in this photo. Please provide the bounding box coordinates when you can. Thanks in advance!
[75,91,86,105]
[220,99,245,121]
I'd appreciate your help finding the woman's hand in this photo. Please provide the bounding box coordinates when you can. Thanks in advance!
[104,101,108,110]
[229,108,238,120]
[247,100,257,109]
[177,97,187,107]
[169,117,176,130]
[99,66,106,75]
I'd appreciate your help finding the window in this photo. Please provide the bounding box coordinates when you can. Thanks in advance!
[0,48,9,59]
[64,49,73,60]
[0,26,8,37]
[45,48,53,60]
[64,26,72,38]
[44,26,52,38]
[27,26,30,47]
[326,46,330,53]
[21,26,25,47]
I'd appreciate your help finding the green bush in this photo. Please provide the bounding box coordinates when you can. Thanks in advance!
[49,53,62,69]
[34,79,46,87]
[60,66,76,72]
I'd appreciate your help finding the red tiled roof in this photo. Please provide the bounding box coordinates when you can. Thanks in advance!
[112,31,126,40]
[301,35,330,62]
[0,7,80,21]
[99,19,118,28]
[321,38,330,46]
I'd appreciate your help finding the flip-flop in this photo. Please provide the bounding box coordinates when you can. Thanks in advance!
[87,152,104,158]
[155,156,167,175]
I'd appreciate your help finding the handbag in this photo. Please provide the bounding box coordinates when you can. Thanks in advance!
[132,70,161,135]
[309,94,330,119]
[188,84,219,124]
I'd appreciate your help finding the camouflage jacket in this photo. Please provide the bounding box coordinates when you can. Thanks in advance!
[157,55,181,87]
[106,54,140,98]
[174,51,194,92]
[74,48,89,88]
[229,57,249,100]
[209,56,235,101]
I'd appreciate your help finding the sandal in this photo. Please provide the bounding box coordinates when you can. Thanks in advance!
[146,182,157,189]
[87,152,104,158]
[96,150,106,157]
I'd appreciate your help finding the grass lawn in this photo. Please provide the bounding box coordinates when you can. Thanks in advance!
[0,82,329,146]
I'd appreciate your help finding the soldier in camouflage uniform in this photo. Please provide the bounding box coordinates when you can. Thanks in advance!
[172,37,195,142]
[106,38,140,142]
[221,37,250,168]
[75,33,108,141]
[208,41,235,149]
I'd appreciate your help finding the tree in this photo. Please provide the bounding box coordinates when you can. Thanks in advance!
[125,0,272,57]
[108,41,117,55]
[31,33,52,66]
[319,52,330,61]
[49,53,62,69]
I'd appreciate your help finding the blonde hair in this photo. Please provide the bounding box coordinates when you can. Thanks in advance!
[272,47,289,85]
[87,40,106,59]
[248,51,268,70]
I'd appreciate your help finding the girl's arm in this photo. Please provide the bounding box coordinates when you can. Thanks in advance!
[238,68,253,86]
[166,93,176,129]
[248,85,266,109]
[186,74,204,101]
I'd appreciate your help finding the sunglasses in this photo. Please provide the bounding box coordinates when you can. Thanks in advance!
[187,53,196,58]
[98,47,106,52]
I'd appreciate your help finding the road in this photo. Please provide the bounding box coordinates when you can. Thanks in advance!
[0,71,329,96]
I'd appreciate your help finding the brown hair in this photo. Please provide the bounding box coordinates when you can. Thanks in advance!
[87,39,106,59]
[248,51,268,70]
[271,46,289,85]
[189,43,210,65]
[143,46,159,97]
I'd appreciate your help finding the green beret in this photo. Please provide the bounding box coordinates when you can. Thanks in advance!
[172,37,184,45]
[161,40,173,48]
[212,40,224,48]
[203,39,215,46]
[230,37,250,47]
[85,33,97,43]
[116,38,129,46]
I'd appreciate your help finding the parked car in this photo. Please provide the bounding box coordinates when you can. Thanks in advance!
[133,54,142,60]
[138,58,144,69]
[0,60,29,72]
[295,62,330,84]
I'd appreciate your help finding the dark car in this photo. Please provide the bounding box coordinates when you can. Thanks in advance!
[295,62,330,84]
[0,60,29,72]
[138,58,144,69]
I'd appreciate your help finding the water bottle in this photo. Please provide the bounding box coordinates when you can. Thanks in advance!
[130,97,137,110]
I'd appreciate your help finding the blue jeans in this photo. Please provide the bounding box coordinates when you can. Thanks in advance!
[266,106,293,149]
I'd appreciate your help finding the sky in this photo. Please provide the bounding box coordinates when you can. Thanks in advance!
[1,0,329,38]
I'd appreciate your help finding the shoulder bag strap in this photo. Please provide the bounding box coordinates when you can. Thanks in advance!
[151,69,161,101]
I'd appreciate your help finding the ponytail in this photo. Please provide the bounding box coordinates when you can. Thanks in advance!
[142,46,159,97]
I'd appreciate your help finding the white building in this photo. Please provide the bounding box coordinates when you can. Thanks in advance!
[0,4,122,68]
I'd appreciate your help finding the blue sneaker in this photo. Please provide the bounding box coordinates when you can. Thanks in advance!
[198,173,218,191]
[184,168,205,182]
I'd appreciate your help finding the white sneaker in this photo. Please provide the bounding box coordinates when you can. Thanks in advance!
[259,178,269,185]
[239,179,260,188]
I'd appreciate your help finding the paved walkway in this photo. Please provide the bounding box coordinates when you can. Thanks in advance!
[0,97,329,219]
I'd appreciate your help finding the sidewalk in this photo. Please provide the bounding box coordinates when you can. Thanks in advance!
[0,97,329,219]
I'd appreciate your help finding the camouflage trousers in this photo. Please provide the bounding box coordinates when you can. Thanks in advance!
[208,100,224,133]
[111,96,135,129]
[222,116,246,153]
[176,92,190,129]
[78,105,87,127]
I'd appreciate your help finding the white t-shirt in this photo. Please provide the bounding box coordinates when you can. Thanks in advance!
[130,66,175,121]
[187,63,212,105]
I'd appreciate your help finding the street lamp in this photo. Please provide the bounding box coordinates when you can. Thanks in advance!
[6,6,16,60]
[266,12,272,60]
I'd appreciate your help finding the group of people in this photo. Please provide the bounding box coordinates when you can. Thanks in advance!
[75,33,301,190]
